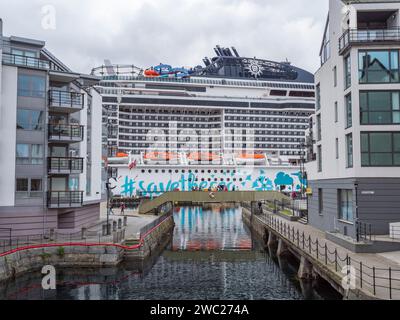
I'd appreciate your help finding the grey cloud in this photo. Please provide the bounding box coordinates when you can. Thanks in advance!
[0,0,328,74]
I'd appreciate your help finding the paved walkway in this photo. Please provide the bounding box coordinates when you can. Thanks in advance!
[254,210,400,300]
[97,202,158,240]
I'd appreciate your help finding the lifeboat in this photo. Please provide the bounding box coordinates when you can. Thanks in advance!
[235,153,265,164]
[187,152,222,162]
[116,152,128,158]
[144,152,179,162]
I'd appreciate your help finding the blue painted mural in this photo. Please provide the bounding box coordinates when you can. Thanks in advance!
[115,169,307,197]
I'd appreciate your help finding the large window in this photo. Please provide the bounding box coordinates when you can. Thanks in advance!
[17,74,46,98]
[16,109,44,130]
[318,189,323,215]
[316,114,322,141]
[16,178,42,199]
[360,91,400,125]
[316,84,321,111]
[344,55,351,89]
[346,133,353,168]
[345,94,352,129]
[16,144,43,165]
[317,145,322,172]
[361,132,400,167]
[339,189,353,222]
[359,50,399,83]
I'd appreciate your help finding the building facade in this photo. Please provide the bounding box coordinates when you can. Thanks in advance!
[306,0,400,239]
[0,20,103,236]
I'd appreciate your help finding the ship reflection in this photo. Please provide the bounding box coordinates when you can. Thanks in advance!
[172,205,253,252]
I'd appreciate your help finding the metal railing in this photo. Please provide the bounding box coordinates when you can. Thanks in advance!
[2,52,50,69]
[49,90,84,110]
[356,221,373,242]
[339,28,400,53]
[48,124,84,141]
[139,212,172,239]
[48,157,84,174]
[259,213,400,300]
[47,191,84,208]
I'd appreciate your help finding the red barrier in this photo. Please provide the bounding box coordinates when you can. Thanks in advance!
[0,215,171,258]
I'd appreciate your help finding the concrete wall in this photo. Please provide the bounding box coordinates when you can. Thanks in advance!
[309,177,400,236]
[0,66,17,207]
[57,203,100,230]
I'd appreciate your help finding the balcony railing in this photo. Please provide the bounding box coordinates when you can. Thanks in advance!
[47,191,84,208]
[48,157,84,174]
[2,53,50,69]
[339,28,400,54]
[49,90,84,111]
[48,124,84,142]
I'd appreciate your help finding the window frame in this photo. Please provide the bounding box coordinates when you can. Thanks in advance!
[358,49,400,84]
[360,90,400,125]
[361,131,400,167]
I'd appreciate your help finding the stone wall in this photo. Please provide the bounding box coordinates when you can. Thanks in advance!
[0,244,124,284]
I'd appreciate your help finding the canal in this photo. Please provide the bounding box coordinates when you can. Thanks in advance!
[0,205,341,300]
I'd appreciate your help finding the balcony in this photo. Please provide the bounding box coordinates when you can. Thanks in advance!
[49,90,84,113]
[2,53,50,70]
[48,157,84,175]
[339,28,400,55]
[48,124,84,143]
[47,191,83,209]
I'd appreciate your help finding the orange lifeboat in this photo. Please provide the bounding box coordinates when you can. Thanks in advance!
[236,153,265,160]
[144,152,179,161]
[187,152,221,162]
[116,152,128,158]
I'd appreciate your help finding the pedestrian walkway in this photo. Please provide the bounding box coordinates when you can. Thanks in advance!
[254,211,400,300]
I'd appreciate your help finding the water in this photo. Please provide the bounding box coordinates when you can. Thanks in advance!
[0,205,341,300]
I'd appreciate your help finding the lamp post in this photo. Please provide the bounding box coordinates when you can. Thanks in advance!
[106,177,117,235]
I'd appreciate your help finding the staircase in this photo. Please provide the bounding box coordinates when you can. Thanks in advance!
[298,216,309,225]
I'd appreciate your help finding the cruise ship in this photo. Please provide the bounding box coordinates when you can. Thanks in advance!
[93,46,315,196]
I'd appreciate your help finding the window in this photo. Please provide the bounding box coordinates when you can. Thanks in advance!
[16,178,42,199]
[316,84,321,111]
[360,91,400,125]
[361,132,400,167]
[359,50,399,83]
[339,189,353,222]
[345,94,352,129]
[336,138,339,159]
[318,188,323,215]
[18,74,46,98]
[334,101,338,123]
[333,66,337,87]
[16,109,44,130]
[11,49,38,67]
[316,114,322,141]
[16,144,43,165]
[346,133,353,168]
[317,145,322,172]
[344,55,351,89]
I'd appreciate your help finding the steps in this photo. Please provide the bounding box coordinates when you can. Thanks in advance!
[298,216,309,225]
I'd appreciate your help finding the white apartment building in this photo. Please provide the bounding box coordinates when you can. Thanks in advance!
[306,0,400,240]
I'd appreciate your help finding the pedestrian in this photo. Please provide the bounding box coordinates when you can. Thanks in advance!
[120,202,126,215]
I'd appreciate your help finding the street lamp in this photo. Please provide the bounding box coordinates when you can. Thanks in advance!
[106,177,117,235]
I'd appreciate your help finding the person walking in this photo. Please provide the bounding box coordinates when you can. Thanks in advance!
[120,202,126,216]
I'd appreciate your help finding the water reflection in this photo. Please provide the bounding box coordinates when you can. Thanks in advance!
[0,205,341,300]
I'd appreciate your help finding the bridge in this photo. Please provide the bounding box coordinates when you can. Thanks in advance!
[138,191,290,214]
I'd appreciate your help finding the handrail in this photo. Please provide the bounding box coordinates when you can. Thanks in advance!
[48,124,84,141]
[2,52,50,69]
[49,90,84,109]
[47,157,84,173]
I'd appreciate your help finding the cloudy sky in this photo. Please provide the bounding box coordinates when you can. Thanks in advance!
[0,0,328,74]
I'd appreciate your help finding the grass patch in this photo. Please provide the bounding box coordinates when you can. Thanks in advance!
[57,246,65,257]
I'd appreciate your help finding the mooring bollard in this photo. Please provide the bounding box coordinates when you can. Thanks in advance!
[118,219,122,229]
[113,221,117,232]
[124,216,128,226]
